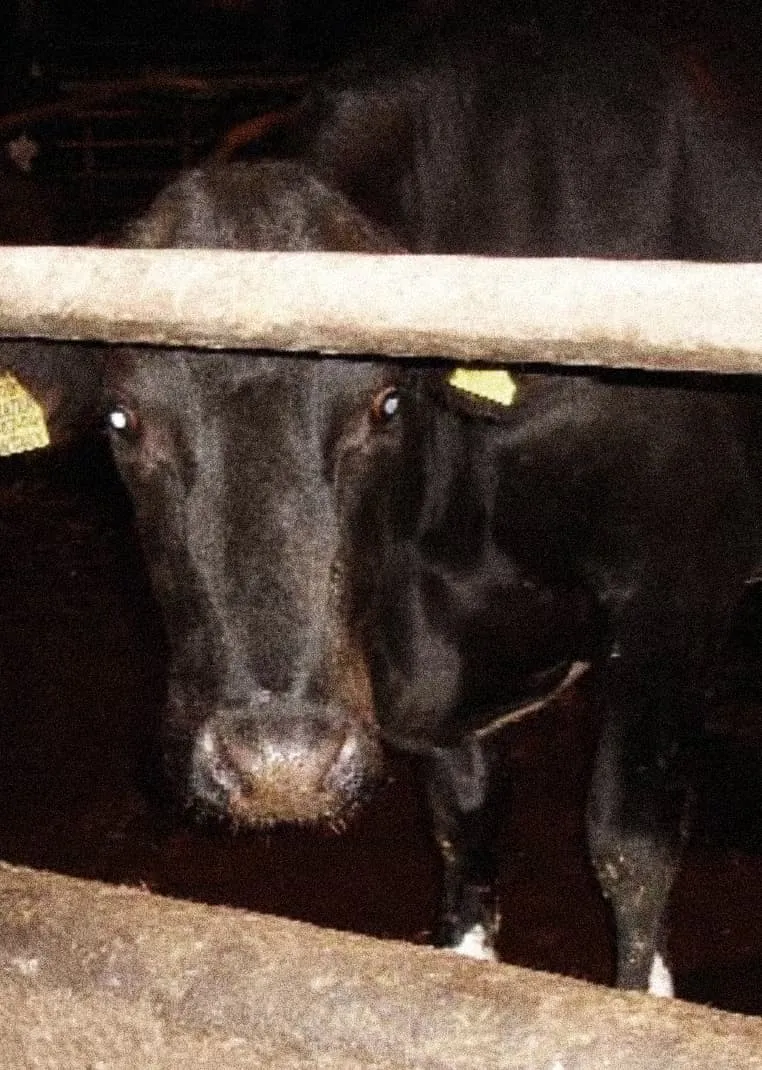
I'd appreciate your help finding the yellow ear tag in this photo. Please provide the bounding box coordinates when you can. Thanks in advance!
[448,367,517,406]
[0,373,50,457]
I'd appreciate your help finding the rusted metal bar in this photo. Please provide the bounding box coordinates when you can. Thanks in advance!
[0,864,759,1069]
[0,248,761,374]
[0,73,307,134]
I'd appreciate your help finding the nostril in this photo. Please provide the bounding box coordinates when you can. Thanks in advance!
[194,725,243,800]
[325,733,364,796]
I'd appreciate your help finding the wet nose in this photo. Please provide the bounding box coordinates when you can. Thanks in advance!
[190,698,382,826]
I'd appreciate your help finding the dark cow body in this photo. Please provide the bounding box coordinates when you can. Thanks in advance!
[8,28,762,995]
[287,28,762,262]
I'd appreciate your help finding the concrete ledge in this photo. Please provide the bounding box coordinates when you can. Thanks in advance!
[0,863,760,1069]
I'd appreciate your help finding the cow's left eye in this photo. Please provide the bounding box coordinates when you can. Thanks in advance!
[370,387,401,426]
[106,405,139,438]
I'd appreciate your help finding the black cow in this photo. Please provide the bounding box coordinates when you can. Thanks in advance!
[7,29,762,997]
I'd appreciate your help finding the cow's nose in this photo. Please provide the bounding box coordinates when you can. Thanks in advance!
[190,700,382,826]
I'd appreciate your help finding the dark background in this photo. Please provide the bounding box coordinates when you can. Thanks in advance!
[0,0,761,1019]
[5,0,762,77]
[5,0,762,237]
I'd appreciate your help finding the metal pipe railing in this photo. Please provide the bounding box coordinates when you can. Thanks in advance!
[0,248,761,373]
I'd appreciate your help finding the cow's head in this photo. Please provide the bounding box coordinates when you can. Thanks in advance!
[4,160,584,833]
[3,161,406,829]
[99,349,412,828]
[97,352,572,827]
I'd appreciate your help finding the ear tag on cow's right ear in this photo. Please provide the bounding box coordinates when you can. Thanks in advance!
[448,367,517,407]
[0,373,50,457]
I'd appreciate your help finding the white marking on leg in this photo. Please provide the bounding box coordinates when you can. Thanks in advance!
[647,952,675,997]
[452,924,498,962]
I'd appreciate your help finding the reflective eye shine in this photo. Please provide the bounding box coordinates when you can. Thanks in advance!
[105,405,141,441]
[371,387,401,425]
[108,408,130,432]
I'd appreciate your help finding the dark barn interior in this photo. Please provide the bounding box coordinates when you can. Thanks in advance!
[1,0,762,1022]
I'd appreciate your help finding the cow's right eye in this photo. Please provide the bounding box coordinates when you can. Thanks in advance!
[105,405,139,438]
[370,386,401,426]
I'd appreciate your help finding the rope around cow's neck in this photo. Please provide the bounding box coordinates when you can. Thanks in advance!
[473,659,591,741]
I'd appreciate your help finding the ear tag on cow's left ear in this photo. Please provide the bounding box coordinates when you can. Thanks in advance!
[448,368,517,407]
[0,373,50,457]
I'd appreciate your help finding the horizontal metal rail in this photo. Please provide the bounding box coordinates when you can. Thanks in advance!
[0,248,761,373]
[0,72,306,133]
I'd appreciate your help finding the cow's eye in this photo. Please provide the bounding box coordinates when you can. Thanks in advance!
[370,387,401,426]
[105,404,139,438]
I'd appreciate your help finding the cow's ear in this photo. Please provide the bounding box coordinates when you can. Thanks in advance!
[0,342,105,456]
[430,365,525,423]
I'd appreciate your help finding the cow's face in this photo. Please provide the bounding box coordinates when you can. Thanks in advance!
[6,341,591,829]
[101,348,418,827]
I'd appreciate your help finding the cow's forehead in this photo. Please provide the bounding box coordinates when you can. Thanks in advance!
[104,350,395,409]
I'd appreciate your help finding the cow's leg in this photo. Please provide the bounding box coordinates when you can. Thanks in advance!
[586,639,704,995]
[425,737,504,961]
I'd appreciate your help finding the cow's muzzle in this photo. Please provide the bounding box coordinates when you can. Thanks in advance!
[187,697,383,827]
